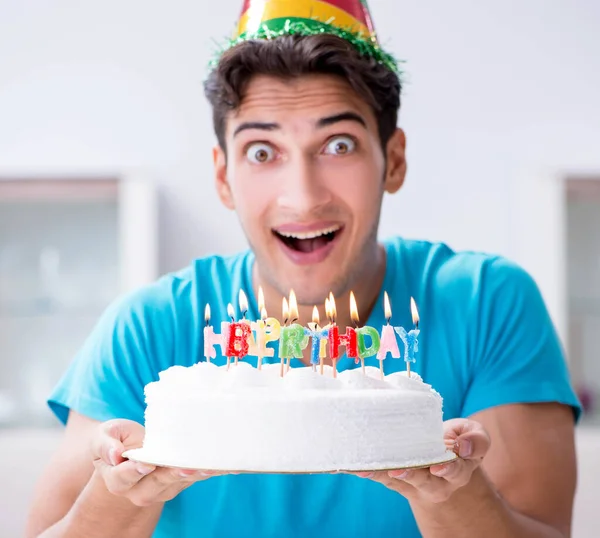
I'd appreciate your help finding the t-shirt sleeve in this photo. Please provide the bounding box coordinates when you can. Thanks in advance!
[461,257,581,420]
[48,283,175,426]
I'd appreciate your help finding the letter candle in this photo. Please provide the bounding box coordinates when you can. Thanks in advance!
[281,290,308,374]
[305,306,328,372]
[225,302,251,370]
[236,290,250,366]
[279,297,289,376]
[349,292,364,374]
[327,295,358,378]
[350,292,382,375]
[394,298,420,377]
[251,287,271,370]
[239,289,260,359]
[406,297,420,377]
[204,304,230,363]
[259,286,281,365]
[376,292,401,378]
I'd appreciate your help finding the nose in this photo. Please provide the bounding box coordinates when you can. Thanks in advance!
[276,156,332,215]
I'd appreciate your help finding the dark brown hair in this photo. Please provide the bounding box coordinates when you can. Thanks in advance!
[204,34,402,152]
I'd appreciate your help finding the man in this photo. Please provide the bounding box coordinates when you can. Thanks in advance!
[27,1,579,537]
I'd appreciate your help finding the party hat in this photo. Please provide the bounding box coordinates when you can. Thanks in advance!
[218,0,398,72]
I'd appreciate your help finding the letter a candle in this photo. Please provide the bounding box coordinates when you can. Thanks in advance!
[376,292,401,377]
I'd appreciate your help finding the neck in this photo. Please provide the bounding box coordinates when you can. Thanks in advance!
[252,244,387,329]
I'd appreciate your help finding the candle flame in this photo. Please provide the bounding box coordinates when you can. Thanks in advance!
[312,306,320,326]
[261,307,268,321]
[329,294,337,323]
[282,297,289,324]
[204,303,211,324]
[258,286,265,313]
[238,289,248,317]
[289,290,299,323]
[350,291,359,326]
[411,297,420,326]
[384,292,391,321]
[227,303,235,321]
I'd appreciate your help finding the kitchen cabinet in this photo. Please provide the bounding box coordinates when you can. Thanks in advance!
[0,175,158,427]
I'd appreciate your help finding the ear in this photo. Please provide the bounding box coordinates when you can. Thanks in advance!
[384,128,407,194]
[213,145,235,210]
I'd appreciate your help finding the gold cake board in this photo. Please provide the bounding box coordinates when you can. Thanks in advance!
[122,449,458,474]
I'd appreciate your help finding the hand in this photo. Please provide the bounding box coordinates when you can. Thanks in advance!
[350,418,491,504]
[91,419,225,507]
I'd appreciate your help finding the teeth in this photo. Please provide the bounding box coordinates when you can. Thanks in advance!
[276,225,341,240]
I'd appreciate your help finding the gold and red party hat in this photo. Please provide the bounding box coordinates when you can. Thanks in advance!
[217,0,397,72]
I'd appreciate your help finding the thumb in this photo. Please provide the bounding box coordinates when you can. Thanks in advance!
[454,427,490,460]
[91,420,139,466]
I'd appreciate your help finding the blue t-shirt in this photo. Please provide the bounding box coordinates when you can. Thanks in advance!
[49,238,580,538]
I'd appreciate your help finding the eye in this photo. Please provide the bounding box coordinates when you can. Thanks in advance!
[246,143,276,164]
[324,136,356,156]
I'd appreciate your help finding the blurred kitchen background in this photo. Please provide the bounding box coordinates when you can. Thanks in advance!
[0,0,599,536]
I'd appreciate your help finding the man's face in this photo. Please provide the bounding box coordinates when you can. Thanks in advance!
[214,74,406,305]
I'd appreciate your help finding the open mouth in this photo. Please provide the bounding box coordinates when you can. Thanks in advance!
[273,225,342,254]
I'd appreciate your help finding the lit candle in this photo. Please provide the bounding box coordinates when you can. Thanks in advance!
[327,294,358,377]
[376,292,401,378]
[406,298,420,377]
[236,290,254,366]
[394,298,420,378]
[225,302,252,370]
[350,292,382,375]
[279,290,309,375]
[250,287,271,370]
[203,303,230,362]
[305,306,329,371]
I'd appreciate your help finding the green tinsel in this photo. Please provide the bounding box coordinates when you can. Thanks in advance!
[209,18,402,76]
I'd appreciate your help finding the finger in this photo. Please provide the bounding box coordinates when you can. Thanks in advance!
[98,459,156,496]
[139,466,215,490]
[126,467,222,506]
[430,459,474,487]
[388,468,434,490]
[454,429,491,460]
[443,419,491,460]
[90,428,125,467]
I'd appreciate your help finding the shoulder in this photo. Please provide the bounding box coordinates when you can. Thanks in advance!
[386,237,537,305]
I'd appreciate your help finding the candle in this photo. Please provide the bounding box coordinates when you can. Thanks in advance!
[225,303,252,369]
[280,290,309,375]
[237,290,255,365]
[356,327,381,367]
[251,287,270,369]
[349,292,382,375]
[203,303,230,362]
[349,292,364,374]
[394,298,420,377]
[406,297,421,377]
[327,294,357,377]
[279,297,289,376]
[305,306,329,371]
[376,292,401,377]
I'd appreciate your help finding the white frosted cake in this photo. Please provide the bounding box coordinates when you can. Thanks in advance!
[128,362,451,472]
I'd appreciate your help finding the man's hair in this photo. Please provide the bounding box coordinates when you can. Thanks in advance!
[204,34,402,152]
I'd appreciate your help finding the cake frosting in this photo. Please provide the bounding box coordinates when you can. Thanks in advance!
[134,362,450,472]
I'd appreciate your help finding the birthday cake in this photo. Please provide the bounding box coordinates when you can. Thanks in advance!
[131,362,450,472]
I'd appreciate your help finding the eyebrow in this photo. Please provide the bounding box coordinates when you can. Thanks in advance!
[317,112,367,129]
[232,111,367,138]
[233,122,279,137]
